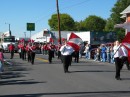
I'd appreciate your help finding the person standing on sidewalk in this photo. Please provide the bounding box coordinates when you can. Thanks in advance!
[60,41,74,73]
[84,43,90,60]
[8,43,15,59]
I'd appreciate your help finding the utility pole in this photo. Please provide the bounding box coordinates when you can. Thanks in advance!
[24,32,26,38]
[56,0,61,44]
[5,23,11,36]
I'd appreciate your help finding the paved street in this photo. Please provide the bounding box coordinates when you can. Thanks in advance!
[0,53,130,97]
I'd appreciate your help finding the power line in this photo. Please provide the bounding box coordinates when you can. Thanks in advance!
[60,0,91,11]
[14,0,92,36]
[34,0,91,24]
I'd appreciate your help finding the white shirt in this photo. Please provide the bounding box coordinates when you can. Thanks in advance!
[60,45,74,55]
[120,46,128,57]
[84,46,89,53]
[113,45,121,58]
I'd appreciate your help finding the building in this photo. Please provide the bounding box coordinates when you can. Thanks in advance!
[31,29,70,44]
[31,30,116,45]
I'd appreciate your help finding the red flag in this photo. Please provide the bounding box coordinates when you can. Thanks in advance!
[122,32,130,43]
[67,32,83,51]
[122,32,130,62]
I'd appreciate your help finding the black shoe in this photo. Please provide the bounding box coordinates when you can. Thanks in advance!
[66,71,70,73]
[65,70,70,73]
[127,67,130,70]
[64,70,68,73]
[116,77,121,80]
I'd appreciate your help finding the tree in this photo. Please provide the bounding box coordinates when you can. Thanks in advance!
[105,0,130,40]
[104,18,114,32]
[48,13,75,31]
[111,0,130,24]
[74,20,86,31]
[84,15,106,32]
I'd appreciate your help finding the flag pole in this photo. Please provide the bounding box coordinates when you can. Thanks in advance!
[113,44,122,58]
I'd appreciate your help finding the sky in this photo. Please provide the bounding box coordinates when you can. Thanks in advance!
[0,0,117,38]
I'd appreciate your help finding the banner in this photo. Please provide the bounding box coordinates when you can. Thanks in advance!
[67,32,83,51]
[122,32,130,62]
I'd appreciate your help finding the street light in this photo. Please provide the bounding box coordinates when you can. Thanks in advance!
[5,22,11,36]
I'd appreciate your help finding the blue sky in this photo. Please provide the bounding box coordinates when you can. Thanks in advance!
[0,0,117,38]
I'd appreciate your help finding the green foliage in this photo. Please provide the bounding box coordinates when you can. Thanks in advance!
[105,0,130,40]
[48,13,75,31]
[48,14,58,30]
[74,21,86,31]
[48,0,130,39]
[111,0,130,24]
[104,18,114,32]
[83,15,106,32]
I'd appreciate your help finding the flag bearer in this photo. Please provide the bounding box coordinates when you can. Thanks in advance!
[60,41,74,73]
[113,40,122,80]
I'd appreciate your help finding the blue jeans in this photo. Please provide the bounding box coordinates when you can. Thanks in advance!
[102,52,106,62]
[85,52,90,59]
[110,52,114,64]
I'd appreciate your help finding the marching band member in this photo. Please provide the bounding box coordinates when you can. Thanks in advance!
[29,43,36,64]
[21,42,26,60]
[47,42,56,63]
[60,41,74,73]
[56,42,62,59]
[26,43,31,62]
[18,42,22,58]
[8,43,15,59]
[113,40,122,80]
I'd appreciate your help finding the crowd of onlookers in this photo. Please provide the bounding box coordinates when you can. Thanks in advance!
[79,42,115,64]
[36,42,115,64]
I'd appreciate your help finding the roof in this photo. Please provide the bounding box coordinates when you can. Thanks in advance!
[51,31,71,39]
[120,5,130,15]
[120,14,126,18]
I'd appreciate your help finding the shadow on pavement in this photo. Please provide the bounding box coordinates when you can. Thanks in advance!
[0,79,47,85]
[1,60,31,79]
[1,91,130,97]
[72,64,105,66]
[70,70,115,73]
[0,72,26,79]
